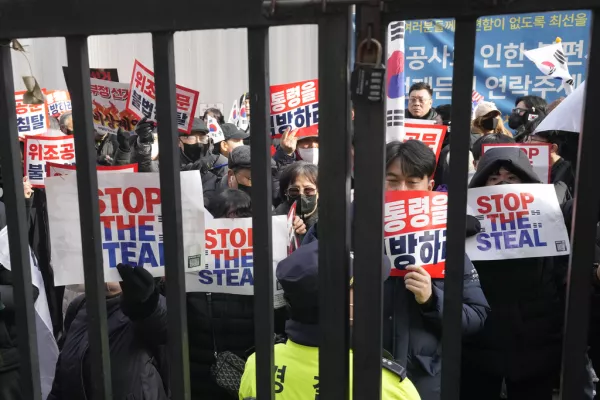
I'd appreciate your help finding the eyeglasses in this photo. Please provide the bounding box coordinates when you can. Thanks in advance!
[287,187,317,198]
[409,97,431,104]
[512,107,529,115]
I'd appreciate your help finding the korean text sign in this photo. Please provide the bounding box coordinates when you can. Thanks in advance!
[185,216,287,308]
[24,135,75,188]
[384,191,448,278]
[126,60,199,134]
[465,184,570,260]
[15,90,49,137]
[91,78,138,134]
[403,123,447,163]
[45,171,206,285]
[270,79,319,138]
[46,162,138,177]
[482,144,551,183]
[404,11,591,117]
[45,90,72,118]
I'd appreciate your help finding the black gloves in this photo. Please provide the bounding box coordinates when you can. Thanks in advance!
[96,154,113,166]
[117,128,131,152]
[466,215,481,238]
[135,117,155,145]
[117,263,158,320]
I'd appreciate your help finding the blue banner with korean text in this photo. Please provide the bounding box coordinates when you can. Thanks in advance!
[404,11,591,116]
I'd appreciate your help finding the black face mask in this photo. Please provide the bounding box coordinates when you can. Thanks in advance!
[182,143,205,161]
[237,183,252,197]
[299,194,318,217]
[508,112,526,130]
[481,117,498,131]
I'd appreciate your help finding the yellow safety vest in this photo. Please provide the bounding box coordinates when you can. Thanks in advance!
[239,340,421,400]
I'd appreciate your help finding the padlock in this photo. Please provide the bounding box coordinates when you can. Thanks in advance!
[351,38,385,103]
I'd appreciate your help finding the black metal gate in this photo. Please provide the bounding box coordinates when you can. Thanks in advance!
[0,0,599,399]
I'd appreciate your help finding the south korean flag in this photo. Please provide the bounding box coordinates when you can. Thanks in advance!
[386,21,406,143]
[524,41,574,95]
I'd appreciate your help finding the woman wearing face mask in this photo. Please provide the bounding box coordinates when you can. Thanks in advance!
[471,102,512,143]
[274,162,319,241]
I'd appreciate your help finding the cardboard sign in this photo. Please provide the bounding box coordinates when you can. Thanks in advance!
[45,90,72,118]
[287,202,299,255]
[24,135,76,188]
[403,123,448,163]
[46,162,138,177]
[15,90,50,137]
[126,60,199,134]
[482,143,552,184]
[91,78,138,134]
[45,171,206,285]
[465,184,570,261]
[270,79,319,138]
[384,191,448,278]
[185,216,287,308]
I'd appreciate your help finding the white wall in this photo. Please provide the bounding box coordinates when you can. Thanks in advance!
[11,25,318,117]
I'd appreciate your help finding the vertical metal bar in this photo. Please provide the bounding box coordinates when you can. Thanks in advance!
[318,7,352,400]
[247,27,275,400]
[440,17,477,400]
[352,5,385,400]
[152,31,191,400]
[560,10,600,399]
[66,36,112,398]
[0,41,41,400]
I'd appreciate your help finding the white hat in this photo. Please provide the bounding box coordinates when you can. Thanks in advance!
[475,101,500,119]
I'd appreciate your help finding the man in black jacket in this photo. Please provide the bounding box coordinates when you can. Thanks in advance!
[49,264,168,400]
[462,147,592,399]
[382,140,489,400]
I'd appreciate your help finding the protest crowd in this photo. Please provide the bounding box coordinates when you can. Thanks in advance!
[0,16,596,400]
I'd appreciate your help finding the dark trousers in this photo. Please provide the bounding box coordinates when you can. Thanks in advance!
[460,365,554,400]
[0,369,21,400]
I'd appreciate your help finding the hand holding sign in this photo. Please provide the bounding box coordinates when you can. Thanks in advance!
[23,177,33,199]
[293,216,307,235]
[280,127,298,156]
[404,265,433,304]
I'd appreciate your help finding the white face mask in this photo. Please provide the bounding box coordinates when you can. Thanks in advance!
[297,148,319,165]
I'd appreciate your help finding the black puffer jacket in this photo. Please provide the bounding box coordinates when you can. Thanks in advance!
[49,294,169,400]
[463,147,569,381]
[187,292,287,400]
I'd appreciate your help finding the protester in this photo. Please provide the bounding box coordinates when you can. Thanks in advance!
[239,240,422,400]
[179,118,229,177]
[471,101,512,142]
[215,123,249,159]
[187,188,287,400]
[58,112,73,135]
[383,140,489,400]
[434,104,451,147]
[203,107,225,124]
[274,162,318,240]
[273,128,319,169]
[508,95,547,139]
[49,264,169,399]
[461,147,591,399]
[471,133,516,170]
[406,82,437,120]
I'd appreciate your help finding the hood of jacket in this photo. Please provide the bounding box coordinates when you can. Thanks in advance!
[469,147,541,189]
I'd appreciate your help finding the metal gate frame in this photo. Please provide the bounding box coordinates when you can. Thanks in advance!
[0,0,599,399]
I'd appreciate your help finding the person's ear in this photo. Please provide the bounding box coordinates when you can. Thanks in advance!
[551,143,559,155]
[221,140,229,153]
[428,179,435,191]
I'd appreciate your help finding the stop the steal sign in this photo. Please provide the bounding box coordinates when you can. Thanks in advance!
[482,143,552,184]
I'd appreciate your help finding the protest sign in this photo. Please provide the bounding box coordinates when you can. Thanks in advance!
[63,67,119,92]
[45,171,206,285]
[270,79,319,138]
[24,135,75,188]
[287,202,299,255]
[403,123,448,163]
[46,162,138,177]
[91,78,137,134]
[45,90,72,118]
[126,60,199,134]
[185,216,287,308]
[465,184,570,260]
[384,191,448,278]
[482,143,552,183]
[0,228,58,399]
[15,90,49,138]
